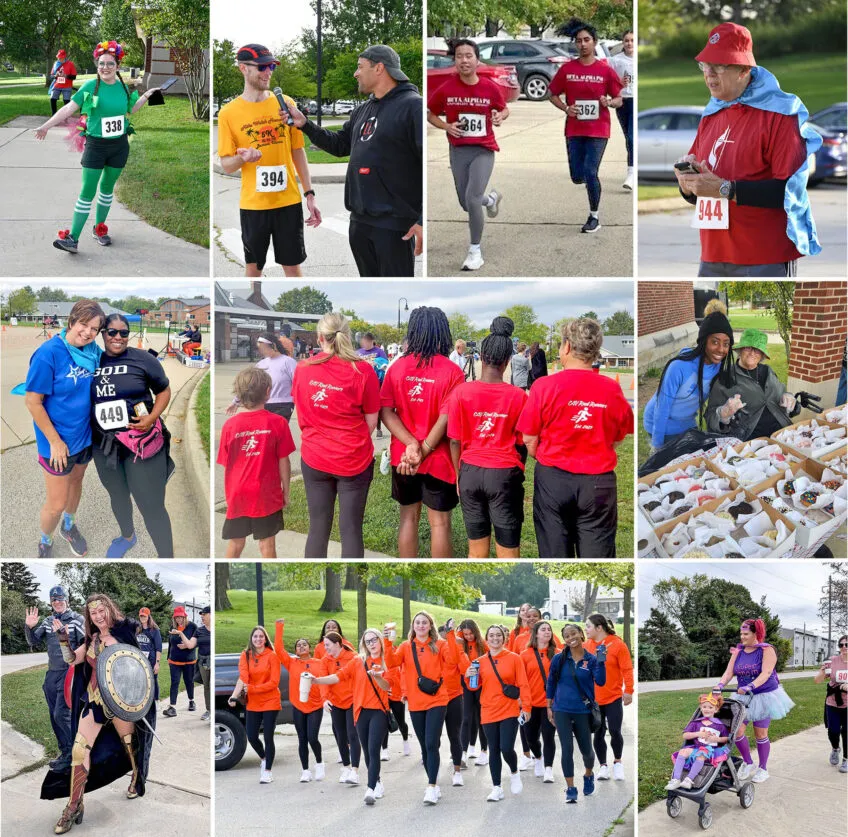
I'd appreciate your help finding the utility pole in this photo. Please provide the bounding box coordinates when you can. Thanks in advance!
[802,622,806,669]
[255,563,264,627]
[316,0,323,127]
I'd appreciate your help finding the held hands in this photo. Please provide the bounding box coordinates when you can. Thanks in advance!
[129,413,156,432]
[402,223,423,256]
[720,394,746,421]
[678,159,723,198]
[305,193,322,228]
[236,147,262,164]
[397,442,422,476]
[25,606,40,628]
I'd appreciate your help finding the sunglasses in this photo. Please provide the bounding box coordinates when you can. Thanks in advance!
[105,328,130,338]
[840,642,848,648]
[243,62,275,71]
[697,62,729,74]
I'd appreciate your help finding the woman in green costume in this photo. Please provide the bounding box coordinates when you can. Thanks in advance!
[35,40,161,253]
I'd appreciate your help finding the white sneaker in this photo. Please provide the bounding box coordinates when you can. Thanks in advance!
[452,772,464,787]
[337,755,343,763]
[374,780,385,799]
[751,768,769,783]
[665,778,682,790]
[468,745,477,759]
[314,762,325,781]
[347,767,360,785]
[435,785,442,799]
[487,785,505,802]
[364,787,376,805]
[339,767,350,783]
[403,740,411,756]
[543,766,554,783]
[597,764,611,780]
[736,762,753,781]
[259,758,266,780]
[510,772,523,795]
[680,777,694,790]
[534,758,544,777]
[380,748,390,762]
[623,172,634,191]
[260,768,273,784]
[476,751,489,766]
[300,769,312,783]
[461,248,484,271]
[518,754,533,771]
[613,762,625,781]
[486,190,502,218]
[830,748,840,766]
[423,786,438,805]
[461,752,468,769]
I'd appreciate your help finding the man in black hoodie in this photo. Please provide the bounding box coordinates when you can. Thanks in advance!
[289,45,423,277]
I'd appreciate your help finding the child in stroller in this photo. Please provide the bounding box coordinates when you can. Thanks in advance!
[666,694,730,790]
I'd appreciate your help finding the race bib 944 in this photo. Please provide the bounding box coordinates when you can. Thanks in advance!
[692,197,729,230]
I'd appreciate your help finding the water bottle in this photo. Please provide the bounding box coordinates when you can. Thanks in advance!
[468,660,480,689]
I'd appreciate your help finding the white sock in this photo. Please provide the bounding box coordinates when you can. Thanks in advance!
[627,166,633,175]
[469,243,481,253]
[482,194,493,206]
[590,211,599,219]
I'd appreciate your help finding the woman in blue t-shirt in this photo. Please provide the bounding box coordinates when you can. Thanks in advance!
[136,606,163,700]
[24,299,106,558]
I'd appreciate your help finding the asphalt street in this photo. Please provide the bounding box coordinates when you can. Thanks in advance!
[215,703,634,837]
[427,100,634,277]
[637,184,846,276]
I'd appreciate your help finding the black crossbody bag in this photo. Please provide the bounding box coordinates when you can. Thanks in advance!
[566,657,602,733]
[533,647,549,689]
[411,641,443,695]
[488,651,520,699]
[364,660,398,732]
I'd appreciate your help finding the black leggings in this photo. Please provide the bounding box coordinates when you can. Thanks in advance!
[461,685,488,751]
[526,706,557,766]
[554,711,595,778]
[444,694,464,767]
[93,445,174,557]
[169,662,194,704]
[565,137,609,212]
[410,705,447,784]
[826,704,848,758]
[594,698,624,763]
[301,459,374,558]
[381,700,409,748]
[356,707,388,790]
[481,717,519,786]
[616,97,633,167]
[246,709,278,769]
[331,704,361,767]
[292,706,323,769]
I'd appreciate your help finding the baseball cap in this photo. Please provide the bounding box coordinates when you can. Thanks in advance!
[200,606,211,615]
[56,50,67,60]
[139,607,151,616]
[50,585,68,601]
[173,605,187,618]
[359,45,409,82]
[695,23,756,67]
[237,44,279,68]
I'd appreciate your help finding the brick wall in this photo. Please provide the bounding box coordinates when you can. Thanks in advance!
[788,282,847,383]
[638,282,696,337]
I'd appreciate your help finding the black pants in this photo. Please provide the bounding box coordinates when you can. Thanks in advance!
[444,694,464,767]
[410,705,447,784]
[301,459,374,558]
[382,700,409,748]
[826,704,848,758]
[565,137,608,212]
[616,98,633,167]
[461,685,488,752]
[349,218,415,277]
[526,705,557,766]
[292,706,323,769]
[356,708,388,790]
[533,464,617,558]
[481,717,519,786]
[331,704,361,767]
[198,655,211,710]
[43,668,72,758]
[554,710,595,778]
[169,662,195,704]
[93,445,174,557]
[594,698,624,763]
[246,709,278,769]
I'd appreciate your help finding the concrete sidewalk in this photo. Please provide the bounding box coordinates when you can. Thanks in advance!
[0,117,209,277]
[1,651,49,675]
[427,100,634,277]
[638,726,847,836]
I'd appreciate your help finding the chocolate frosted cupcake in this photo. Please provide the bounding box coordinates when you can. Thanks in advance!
[643,500,661,512]
[637,539,649,551]
[728,501,754,519]
[666,491,684,504]
[672,504,693,517]
[725,551,746,559]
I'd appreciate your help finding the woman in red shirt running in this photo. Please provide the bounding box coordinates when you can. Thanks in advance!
[292,312,380,558]
[521,620,559,782]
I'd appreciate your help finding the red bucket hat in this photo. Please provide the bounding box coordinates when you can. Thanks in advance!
[695,23,756,67]
[173,605,187,618]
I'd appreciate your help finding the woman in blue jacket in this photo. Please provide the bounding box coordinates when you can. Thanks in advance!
[547,623,606,803]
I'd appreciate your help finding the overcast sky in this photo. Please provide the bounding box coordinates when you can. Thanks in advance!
[638,562,840,636]
[0,281,209,300]
[212,0,316,50]
[220,280,634,330]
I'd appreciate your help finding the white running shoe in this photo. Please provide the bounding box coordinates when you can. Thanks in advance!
[751,768,769,783]
[534,758,544,777]
[597,764,611,780]
[543,766,555,783]
[339,767,350,784]
[613,762,625,781]
[364,787,376,805]
[259,758,266,781]
[736,762,753,781]
[461,752,468,769]
[665,778,682,790]
[476,751,489,766]
[518,754,534,771]
[380,748,390,762]
[510,772,523,795]
[347,767,360,785]
[374,780,385,799]
[423,786,438,805]
[680,777,694,790]
[314,762,325,781]
[403,740,411,756]
[337,755,343,763]
[260,768,273,784]
[623,172,634,191]
[468,745,477,759]
[486,190,502,218]
[452,772,464,787]
[487,786,505,802]
[435,785,442,799]
[300,769,312,783]
[830,748,840,766]
[461,248,484,271]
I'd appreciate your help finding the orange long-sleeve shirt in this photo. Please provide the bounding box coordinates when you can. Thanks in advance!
[467,649,532,724]
[315,638,356,660]
[238,647,282,713]
[274,622,325,712]
[317,647,358,709]
[520,646,556,708]
[512,631,563,655]
[383,636,453,711]
[507,625,529,652]
[584,635,633,706]
[444,630,479,696]
[336,654,391,722]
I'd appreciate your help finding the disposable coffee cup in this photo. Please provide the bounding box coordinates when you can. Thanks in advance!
[299,672,313,702]
[386,622,396,641]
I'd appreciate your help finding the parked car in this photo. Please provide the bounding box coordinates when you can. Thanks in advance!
[334,100,357,114]
[427,49,519,103]
[807,102,847,187]
[215,652,291,771]
[476,39,610,101]
[637,105,703,180]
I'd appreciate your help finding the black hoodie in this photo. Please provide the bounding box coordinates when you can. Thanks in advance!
[301,82,422,231]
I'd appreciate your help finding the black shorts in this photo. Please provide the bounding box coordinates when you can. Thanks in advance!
[81,134,130,170]
[391,467,458,511]
[240,204,306,270]
[266,402,294,421]
[38,445,93,476]
[459,462,524,548]
[222,509,284,541]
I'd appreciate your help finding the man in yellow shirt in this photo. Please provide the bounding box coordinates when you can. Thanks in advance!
[218,44,322,276]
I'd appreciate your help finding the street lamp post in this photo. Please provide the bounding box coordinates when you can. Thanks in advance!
[397,297,409,330]
[316,0,322,128]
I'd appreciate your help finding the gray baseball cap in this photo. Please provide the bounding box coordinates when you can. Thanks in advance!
[359,45,409,82]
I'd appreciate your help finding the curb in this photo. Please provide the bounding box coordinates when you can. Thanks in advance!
[638,197,688,214]
[184,368,211,515]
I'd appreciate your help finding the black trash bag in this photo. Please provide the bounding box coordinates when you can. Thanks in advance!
[638,429,724,478]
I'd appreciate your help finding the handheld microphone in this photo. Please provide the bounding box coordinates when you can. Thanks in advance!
[273,87,294,126]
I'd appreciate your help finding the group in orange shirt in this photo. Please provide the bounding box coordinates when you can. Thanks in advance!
[454,619,490,767]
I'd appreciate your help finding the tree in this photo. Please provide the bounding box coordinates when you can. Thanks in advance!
[36,286,69,302]
[116,295,156,313]
[1,585,30,654]
[99,0,144,67]
[276,286,333,315]
[272,44,317,99]
[580,310,600,322]
[1,563,40,606]
[637,0,683,44]
[464,563,549,612]
[503,304,547,346]
[8,286,37,315]
[447,312,476,342]
[212,39,243,111]
[215,563,232,610]
[819,562,848,635]
[316,0,422,51]
[603,310,634,335]
[320,568,343,612]
[719,281,794,363]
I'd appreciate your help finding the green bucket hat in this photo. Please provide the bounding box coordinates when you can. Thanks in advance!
[734,328,770,359]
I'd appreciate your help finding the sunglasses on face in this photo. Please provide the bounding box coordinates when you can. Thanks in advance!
[840,642,848,648]
[697,62,729,74]
[98,62,117,68]
[105,328,130,338]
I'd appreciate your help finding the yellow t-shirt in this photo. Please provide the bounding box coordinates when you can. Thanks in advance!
[217,93,305,211]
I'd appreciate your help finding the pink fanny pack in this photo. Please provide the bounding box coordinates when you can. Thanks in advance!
[115,418,165,461]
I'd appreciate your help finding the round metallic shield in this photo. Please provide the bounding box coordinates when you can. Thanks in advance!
[95,643,154,722]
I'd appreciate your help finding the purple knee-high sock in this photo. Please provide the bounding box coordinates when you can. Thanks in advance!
[735,734,753,764]
[672,755,687,779]
[756,737,770,769]
[686,758,705,780]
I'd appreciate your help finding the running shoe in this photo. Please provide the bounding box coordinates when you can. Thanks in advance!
[435,785,442,799]
[363,787,375,805]
[830,748,840,765]
[565,786,578,803]
[163,706,177,717]
[751,768,769,783]
[374,780,384,798]
[92,223,112,246]
[461,248,484,271]
[347,767,359,784]
[518,754,534,771]
[106,533,137,558]
[486,190,502,218]
[613,762,625,781]
[534,758,544,777]
[201,711,210,721]
[380,748,389,761]
[543,766,554,783]
[452,772,464,786]
[510,772,523,795]
[623,172,634,191]
[59,524,88,557]
[486,786,504,802]
[468,745,477,759]
[583,773,595,796]
[403,740,411,756]
[736,762,753,780]
[339,767,350,784]
[38,541,54,558]
[53,231,78,253]
[260,769,273,784]
[314,762,325,781]
[840,759,848,773]
[476,751,489,766]
[423,786,438,805]
[461,752,468,769]
[188,700,196,711]
[581,216,601,234]
[665,778,682,790]
[300,769,312,782]
[680,777,694,789]
[597,764,611,780]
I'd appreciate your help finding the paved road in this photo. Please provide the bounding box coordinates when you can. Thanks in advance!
[639,669,818,693]
[0,117,209,277]
[637,184,846,276]
[1,651,48,675]
[216,703,634,836]
[428,100,634,277]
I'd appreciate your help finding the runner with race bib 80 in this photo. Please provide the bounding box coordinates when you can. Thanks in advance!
[548,18,623,234]
[427,39,510,272]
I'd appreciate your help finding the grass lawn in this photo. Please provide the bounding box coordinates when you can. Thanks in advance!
[194,371,211,462]
[638,185,680,201]
[282,433,634,558]
[639,54,847,114]
[637,678,828,809]
[215,588,576,654]
[0,78,98,121]
[303,123,349,164]
[726,308,779,332]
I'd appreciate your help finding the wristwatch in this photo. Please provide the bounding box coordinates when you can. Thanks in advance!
[303,189,316,198]
[719,179,735,200]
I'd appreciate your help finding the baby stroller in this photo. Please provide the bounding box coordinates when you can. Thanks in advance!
[666,690,756,830]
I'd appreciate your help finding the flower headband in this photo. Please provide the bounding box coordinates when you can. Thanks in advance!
[699,694,723,708]
[94,41,125,62]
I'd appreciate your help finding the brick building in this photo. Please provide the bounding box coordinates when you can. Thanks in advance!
[151,298,210,327]
[637,282,699,369]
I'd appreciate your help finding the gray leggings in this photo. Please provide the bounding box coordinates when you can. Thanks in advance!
[449,145,495,245]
